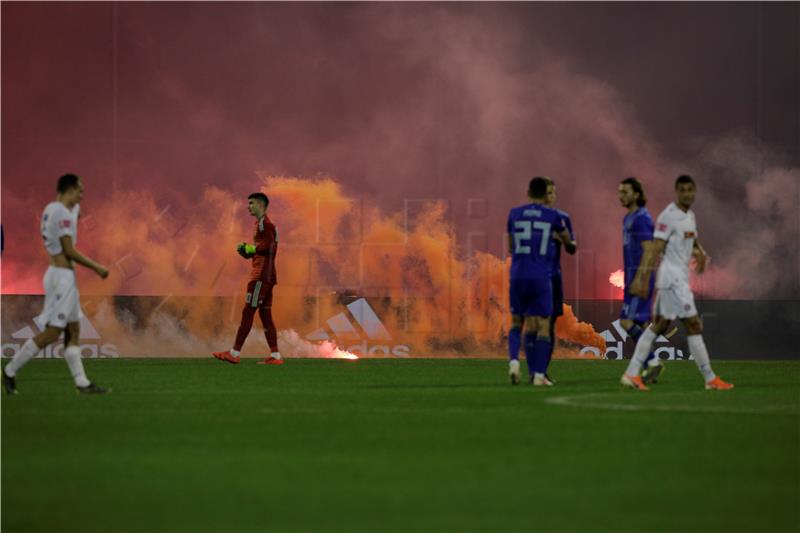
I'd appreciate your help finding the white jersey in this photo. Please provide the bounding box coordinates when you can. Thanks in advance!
[41,201,79,255]
[653,202,696,289]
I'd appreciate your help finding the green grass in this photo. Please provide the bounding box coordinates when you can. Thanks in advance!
[2,359,799,533]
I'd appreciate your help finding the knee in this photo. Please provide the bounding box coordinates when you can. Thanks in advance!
[650,317,670,335]
[66,325,80,346]
[684,316,703,335]
[510,315,523,330]
[536,318,551,338]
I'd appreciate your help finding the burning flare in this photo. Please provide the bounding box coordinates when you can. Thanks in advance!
[609,269,625,290]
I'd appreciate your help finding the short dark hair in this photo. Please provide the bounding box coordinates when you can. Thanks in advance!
[620,177,647,207]
[675,175,696,189]
[57,174,81,194]
[528,176,550,198]
[248,192,269,207]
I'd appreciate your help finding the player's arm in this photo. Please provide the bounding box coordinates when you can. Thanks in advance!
[59,235,108,278]
[692,239,709,274]
[554,229,577,255]
[254,225,277,257]
[630,238,665,298]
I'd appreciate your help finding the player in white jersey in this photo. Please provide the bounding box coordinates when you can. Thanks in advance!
[620,175,733,391]
[3,174,110,395]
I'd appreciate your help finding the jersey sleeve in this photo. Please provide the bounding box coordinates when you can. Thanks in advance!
[255,223,277,256]
[506,209,515,233]
[653,210,673,241]
[551,211,565,234]
[632,214,654,243]
[562,213,574,240]
[51,205,74,240]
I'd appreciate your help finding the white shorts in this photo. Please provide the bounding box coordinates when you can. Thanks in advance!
[34,267,83,330]
[653,283,697,320]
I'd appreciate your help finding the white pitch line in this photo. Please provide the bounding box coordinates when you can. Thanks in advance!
[545,392,798,415]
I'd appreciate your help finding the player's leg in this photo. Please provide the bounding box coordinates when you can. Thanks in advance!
[530,315,554,386]
[3,326,60,394]
[508,314,523,385]
[524,277,554,385]
[4,267,69,394]
[63,322,88,387]
[522,315,539,381]
[256,284,283,365]
[620,293,660,374]
[507,279,526,384]
[214,281,259,363]
[682,312,733,390]
[621,290,671,390]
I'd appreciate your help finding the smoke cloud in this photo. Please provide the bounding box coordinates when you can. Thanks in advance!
[2,3,797,358]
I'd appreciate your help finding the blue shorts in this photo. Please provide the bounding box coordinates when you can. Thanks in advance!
[551,275,564,317]
[510,278,553,317]
[621,291,652,323]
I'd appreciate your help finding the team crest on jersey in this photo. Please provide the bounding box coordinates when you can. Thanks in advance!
[657,223,668,232]
[59,220,72,228]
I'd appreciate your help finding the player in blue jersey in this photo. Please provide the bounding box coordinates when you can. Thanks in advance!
[618,177,662,383]
[507,177,575,386]
[543,178,577,383]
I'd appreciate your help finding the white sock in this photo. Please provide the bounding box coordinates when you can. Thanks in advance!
[647,356,662,368]
[271,352,282,360]
[626,328,658,376]
[64,346,91,388]
[687,334,716,382]
[230,349,240,357]
[5,339,41,377]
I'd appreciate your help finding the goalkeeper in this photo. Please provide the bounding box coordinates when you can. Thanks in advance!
[213,192,282,365]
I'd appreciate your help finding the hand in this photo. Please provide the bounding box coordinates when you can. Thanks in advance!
[95,265,109,279]
[236,242,249,259]
[693,249,709,274]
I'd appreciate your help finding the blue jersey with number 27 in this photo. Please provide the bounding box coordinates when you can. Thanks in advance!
[508,203,565,280]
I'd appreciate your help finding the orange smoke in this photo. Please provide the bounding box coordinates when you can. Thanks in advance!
[555,304,606,355]
[6,175,606,357]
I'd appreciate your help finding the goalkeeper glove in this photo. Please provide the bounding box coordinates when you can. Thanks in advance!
[236,242,256,258]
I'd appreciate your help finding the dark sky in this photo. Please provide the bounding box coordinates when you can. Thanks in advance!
[2,2,799,299]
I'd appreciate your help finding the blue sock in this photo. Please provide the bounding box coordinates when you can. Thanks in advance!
[523,332,537,375]
[624,323,657,367]
[534,337,553,374]
[508,326,521,361]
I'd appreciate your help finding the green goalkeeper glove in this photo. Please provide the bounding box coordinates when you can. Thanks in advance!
[236,242,256,258]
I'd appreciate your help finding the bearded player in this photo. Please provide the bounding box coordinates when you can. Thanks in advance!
[213,192,282,365]
[621,175,733,391]
[618,177,662,383]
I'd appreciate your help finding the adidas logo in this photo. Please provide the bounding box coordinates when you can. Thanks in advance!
[579,319,691,361]
[307,298,410,357]
[2,315,119,359]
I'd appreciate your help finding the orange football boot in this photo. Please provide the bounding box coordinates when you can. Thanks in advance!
[705,376,734,390]
[257,356,284,365]
[620,373,649,391]
[212,350,240,364]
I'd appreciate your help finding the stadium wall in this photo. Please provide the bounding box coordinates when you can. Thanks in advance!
[1,295,797,360]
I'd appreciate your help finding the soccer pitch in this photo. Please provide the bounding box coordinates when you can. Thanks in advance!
[2,359,798,533]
